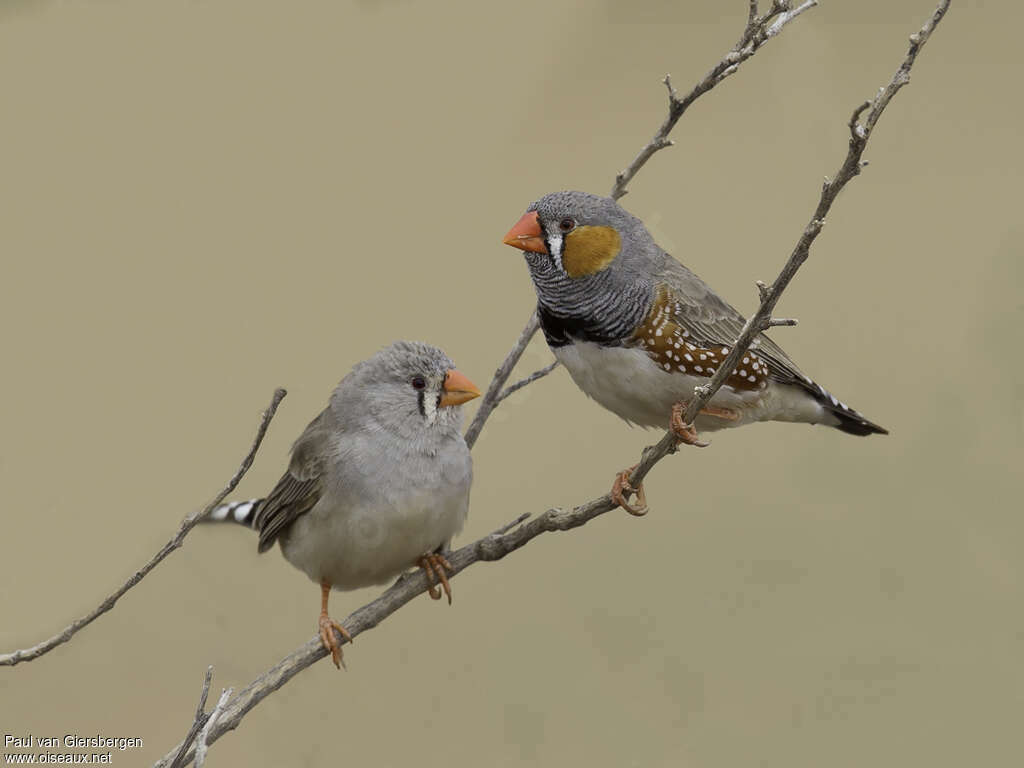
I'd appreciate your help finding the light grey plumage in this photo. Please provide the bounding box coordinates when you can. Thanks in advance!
[504,190,887,437]
[207,340,479,666]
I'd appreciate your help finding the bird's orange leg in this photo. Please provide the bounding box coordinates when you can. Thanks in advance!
[417,552,454,604]
[670,402,710,447]
[611,464,648,516]
[669,401,740,447]
[318,581,353,670]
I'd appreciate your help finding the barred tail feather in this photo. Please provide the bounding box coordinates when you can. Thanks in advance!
[830,408,888,436]
[802,379,888,436]
[205,498,263,527]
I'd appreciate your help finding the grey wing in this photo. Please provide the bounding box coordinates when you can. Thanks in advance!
[657,257,807,386]
[252,410,332,553]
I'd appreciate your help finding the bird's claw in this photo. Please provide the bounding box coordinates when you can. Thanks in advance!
[670,403,710,447]
[417,553,454,604]
[318,613,352,670]
[611,464,648,516]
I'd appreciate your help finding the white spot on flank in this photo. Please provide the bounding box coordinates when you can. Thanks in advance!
[739,369,747,377]
[663,362,671,370]
[721,348,729,354]
[655,329,663,337]
[748,375,756,383]
[743,357,749,364]
[694,365,703,372]
[700,353,707,360]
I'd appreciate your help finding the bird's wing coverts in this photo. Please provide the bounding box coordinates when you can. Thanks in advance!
[656,257,806,386]
[253,410,332,553]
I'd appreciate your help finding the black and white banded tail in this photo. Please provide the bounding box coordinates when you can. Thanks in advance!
[799,377,888,436]
[206,499,263,527]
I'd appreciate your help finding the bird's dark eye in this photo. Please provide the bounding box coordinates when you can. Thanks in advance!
[411,376,426,390]
[558,217,576,232]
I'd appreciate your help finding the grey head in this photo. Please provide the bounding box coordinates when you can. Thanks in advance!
[330,340,480,441]
[503,190,659,346]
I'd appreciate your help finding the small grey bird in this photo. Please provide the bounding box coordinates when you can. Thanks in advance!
[503,191,886,512]
[207,341,480,667]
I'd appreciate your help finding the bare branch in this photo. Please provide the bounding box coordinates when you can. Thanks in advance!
[463,310,548,449]
[680,0,951,427]
[169,667,214,768]
[610,0,818,200]
[153,505,602,768]
[497,361,560,404]
[194,687,233,768]
[0,388,287,667]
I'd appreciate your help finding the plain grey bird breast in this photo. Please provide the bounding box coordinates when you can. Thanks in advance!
[278,428,472,590]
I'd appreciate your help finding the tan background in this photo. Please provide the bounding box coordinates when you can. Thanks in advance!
[1,1,1020,766]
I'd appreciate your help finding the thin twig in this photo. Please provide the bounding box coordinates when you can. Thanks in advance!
[0,388,287,667]
[497,362,560,404]
[610,0,818,200]
[679,0,951,427]
[169,667,214,768]
[491,512,531,536]
[194,687,233,768]
[463,311,545,449]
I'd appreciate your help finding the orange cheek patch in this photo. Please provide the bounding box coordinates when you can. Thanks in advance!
[562,226,621,278]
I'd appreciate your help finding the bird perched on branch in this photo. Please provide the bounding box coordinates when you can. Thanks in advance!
[206,341,480,668]
[503,190,886,513]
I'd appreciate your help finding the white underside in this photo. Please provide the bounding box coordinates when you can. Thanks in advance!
[554,341,831,431]
[278,450,470,591]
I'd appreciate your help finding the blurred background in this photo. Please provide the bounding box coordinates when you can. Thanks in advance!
[1,1,1019,766]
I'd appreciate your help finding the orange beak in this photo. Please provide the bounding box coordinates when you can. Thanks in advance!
[502,211,548,254]
[439,369,481,407]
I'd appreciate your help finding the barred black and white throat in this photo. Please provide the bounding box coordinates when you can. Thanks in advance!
[503,190,887,437]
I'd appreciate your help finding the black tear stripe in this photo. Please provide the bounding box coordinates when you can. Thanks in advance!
[435,392,442,411]
[417,390,425,418]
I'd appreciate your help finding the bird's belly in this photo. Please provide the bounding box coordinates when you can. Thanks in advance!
[553,341,763,430]
[279,492,468,591]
